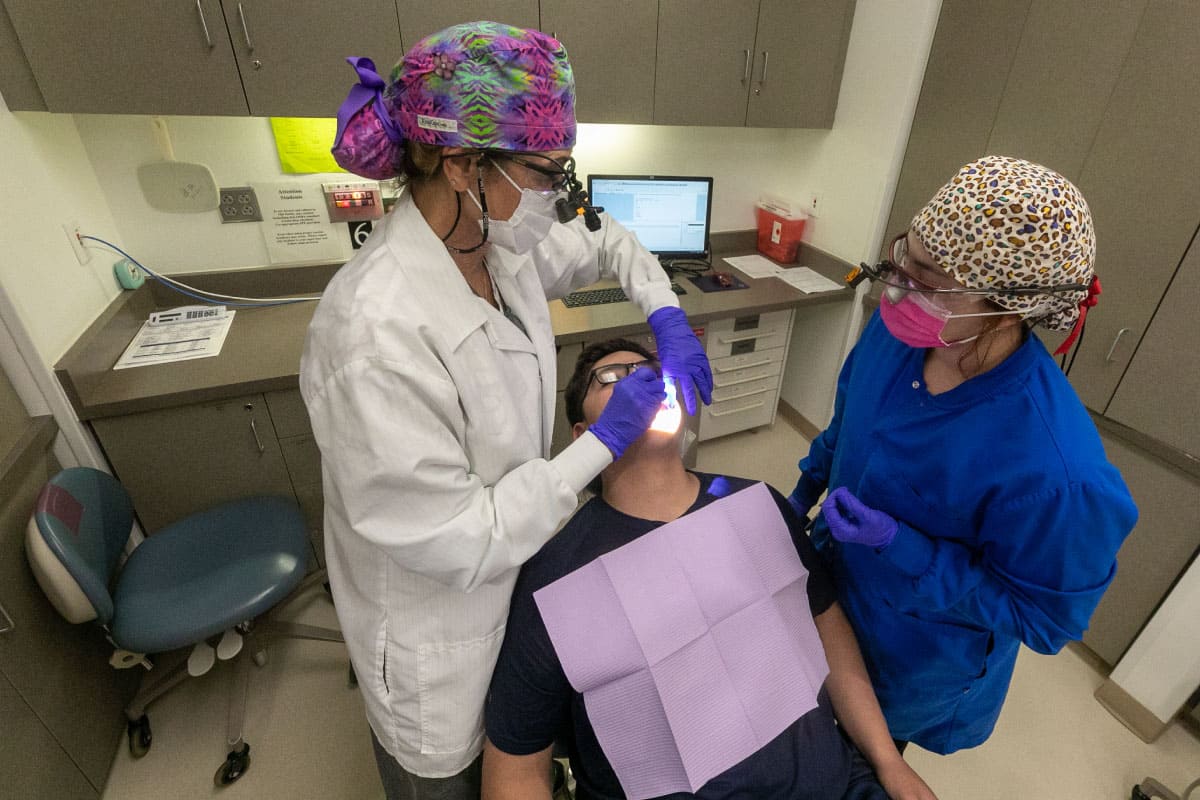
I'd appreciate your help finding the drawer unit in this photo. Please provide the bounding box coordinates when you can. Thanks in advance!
[712,375,778,403]
[699,389,777,441]
[704,310,793,359]
[710,351,784,391]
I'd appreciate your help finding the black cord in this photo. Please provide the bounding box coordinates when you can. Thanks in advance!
[1064,316,1087,376]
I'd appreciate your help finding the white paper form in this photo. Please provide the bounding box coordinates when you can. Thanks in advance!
[775,267,845,294]
[113,312,235,370]
[722,254,782,279]
[254,181,343,264]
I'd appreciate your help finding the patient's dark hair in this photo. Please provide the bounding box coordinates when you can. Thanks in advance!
[563,337,655,427]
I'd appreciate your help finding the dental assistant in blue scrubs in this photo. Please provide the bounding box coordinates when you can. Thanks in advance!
[789,156,1138,755]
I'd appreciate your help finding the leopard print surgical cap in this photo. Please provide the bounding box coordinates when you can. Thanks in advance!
[911,156,1096,331]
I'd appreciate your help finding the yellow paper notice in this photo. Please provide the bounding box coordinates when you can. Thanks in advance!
[270,117,345,174]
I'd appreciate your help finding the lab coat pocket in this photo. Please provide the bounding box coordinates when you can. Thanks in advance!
[416,625,506,755]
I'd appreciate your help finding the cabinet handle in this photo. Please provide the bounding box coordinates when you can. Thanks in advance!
[0,600,14,635]
[715,358,773,373]
[709,400,765,417]
[1105,327,1132,362]
[714,373,771,389]
[195,0,214,49]
[758,50,769,86]
[237,3,254,52]
[718,329,778,345]
[250,417,265,454]
[742,49,751,84]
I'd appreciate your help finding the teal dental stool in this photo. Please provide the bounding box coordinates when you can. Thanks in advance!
[25,466,345,787]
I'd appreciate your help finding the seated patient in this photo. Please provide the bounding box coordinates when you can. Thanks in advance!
[483,339,936,800]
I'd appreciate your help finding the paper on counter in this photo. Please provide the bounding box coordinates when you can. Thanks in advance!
[775,267,844,294]
[114,312,235,370]
[721,254,782,279]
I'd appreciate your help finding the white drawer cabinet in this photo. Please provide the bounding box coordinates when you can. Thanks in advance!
[698,309,794,441]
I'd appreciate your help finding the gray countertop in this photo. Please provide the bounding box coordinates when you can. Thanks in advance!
[55,233,853,421]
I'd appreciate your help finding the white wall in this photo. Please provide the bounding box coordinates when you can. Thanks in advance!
[777,0,941,428]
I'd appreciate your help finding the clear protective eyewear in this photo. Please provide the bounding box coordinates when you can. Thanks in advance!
[844,233,1090,300]
[586,359,660,391]
[479,150,605,231]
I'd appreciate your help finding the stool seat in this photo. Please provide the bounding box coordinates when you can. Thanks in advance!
[112,495,308,653]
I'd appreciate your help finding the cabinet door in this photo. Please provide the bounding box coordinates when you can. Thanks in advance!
[1065,0,1200,411]
[1082,430,1200,665]
[745,0,855,129]
[882,0,1031,241]
[91,394,293,533]
[1106,233,1200,457]
[223,0,403,117]
[540,0,657,124]
[654,0,759,126]
[0,433,138,793]
[396,1,540,50]
[0,673,98,800]
[4,0,248,115]
[984,0,1146,182]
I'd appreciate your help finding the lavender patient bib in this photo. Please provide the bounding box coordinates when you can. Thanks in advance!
[534,483,830,799]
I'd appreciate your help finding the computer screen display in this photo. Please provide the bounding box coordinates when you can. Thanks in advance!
[587,175,713,259]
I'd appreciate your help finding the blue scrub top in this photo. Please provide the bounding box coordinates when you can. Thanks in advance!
[794,311,1137,754]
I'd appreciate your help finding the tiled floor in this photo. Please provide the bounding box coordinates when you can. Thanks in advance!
[101,417,1200,799]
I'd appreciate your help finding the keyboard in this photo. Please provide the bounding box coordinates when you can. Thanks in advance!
[563,282,686,308]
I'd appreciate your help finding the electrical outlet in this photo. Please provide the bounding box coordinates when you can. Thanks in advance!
[63,219,91,264]
[806,192,824,218]
[218,186,263,223]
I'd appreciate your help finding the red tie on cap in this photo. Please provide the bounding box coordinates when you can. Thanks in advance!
[1054,275,1102,356]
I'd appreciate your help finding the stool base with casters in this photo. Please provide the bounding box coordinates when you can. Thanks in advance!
[1132,776,1200,800]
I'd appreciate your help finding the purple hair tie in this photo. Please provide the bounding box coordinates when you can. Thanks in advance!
[334,56,402,148]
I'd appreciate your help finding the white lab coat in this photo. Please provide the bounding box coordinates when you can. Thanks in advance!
[299,192,678,777]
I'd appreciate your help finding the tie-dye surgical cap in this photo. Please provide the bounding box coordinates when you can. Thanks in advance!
[332,21,575,179]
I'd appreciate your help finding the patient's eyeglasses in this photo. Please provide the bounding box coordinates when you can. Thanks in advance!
[586,359,659,390]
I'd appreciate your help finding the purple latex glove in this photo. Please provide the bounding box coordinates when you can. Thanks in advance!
[821,486,899,549]
[648,306,713,416]
[589,367,666,459]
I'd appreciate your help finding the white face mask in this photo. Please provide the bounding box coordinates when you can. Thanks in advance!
[468,162,562,254]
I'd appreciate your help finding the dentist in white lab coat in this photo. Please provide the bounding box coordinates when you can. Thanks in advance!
[300,22,712,800]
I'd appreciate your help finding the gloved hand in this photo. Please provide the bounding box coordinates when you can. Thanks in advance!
[821,486,899,549]
[589,367,666,459]
[648,306,713,416]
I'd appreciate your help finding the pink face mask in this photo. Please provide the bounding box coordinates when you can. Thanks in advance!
[879,286,983,348]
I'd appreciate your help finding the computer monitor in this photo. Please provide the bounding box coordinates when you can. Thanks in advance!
[587,175,713,261]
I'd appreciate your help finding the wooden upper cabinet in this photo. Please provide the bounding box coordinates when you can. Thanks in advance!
[540,0,657,124]
[222,0,403,117]
[654,1,759,126]
[745,0,854,129]
[395,1,540,50]
[4,0,249,115]
[1065,0,1200,412]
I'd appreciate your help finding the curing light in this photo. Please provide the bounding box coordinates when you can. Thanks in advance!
[651,377,682,434]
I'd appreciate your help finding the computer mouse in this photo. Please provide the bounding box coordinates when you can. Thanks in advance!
[714,271,734,288]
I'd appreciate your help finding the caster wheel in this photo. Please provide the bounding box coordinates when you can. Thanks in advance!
[214,744,251,786]
[1132,787,1152,800]
[127,714,152,758]
[252,649,269,667]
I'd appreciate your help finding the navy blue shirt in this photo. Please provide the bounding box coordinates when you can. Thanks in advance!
[486,474,866,800]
